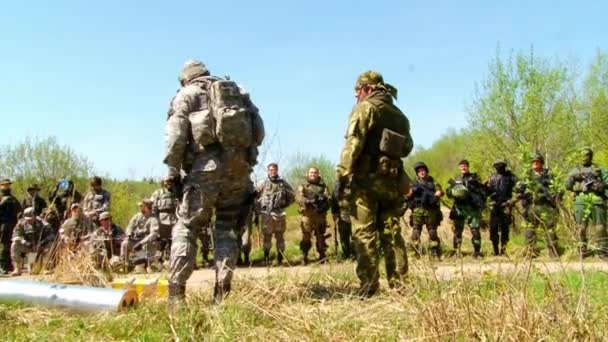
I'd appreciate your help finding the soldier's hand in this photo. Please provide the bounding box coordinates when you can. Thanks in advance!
[434,190,443,198]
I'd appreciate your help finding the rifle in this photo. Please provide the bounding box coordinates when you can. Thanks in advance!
[333,215,339,258]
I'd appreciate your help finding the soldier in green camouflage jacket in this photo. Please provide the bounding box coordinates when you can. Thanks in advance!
[337,71,413,296]
[565,148,608,258]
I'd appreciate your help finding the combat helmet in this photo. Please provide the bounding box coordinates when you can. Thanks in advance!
[413,162,428,173]
[179,59,210,84]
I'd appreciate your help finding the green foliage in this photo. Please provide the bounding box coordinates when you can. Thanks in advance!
[103,179,159,227]
[0,136,93,198]
[284,152,336,190]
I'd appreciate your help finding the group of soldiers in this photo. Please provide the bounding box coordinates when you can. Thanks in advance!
[3,61,606,303]
[408,149,608,263]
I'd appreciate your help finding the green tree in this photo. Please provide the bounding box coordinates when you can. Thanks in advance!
[285,153,336,191]
[581,50,608,164]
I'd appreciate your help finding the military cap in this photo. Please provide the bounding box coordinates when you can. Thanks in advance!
[99,212,112,221]
[138,199,153,207]
[23,207,35,218]
[458,159,469,166]
[70,203,81,210]
[413,162,429,172]
[179,59,210,84]
[531,153,545,164]
[355,70,385,88]
[0,179,13,186]
[493,159,507,167]
[27,184,41,191]
[580,147,593,157]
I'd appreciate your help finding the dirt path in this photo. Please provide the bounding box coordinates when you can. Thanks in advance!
[181,259,608,291]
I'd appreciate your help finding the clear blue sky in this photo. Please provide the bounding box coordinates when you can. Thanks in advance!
[1,0,606,180]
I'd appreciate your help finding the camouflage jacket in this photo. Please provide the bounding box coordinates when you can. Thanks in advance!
[59,214,95,242]
[514,168,558,208]
[83,189,112,217]
[330,181,351,221]
[125,212,160,244]
[12,218,54,247]
[296,178,330,215]
[337,91,413,180]
[257,177,294,216]
[21,194,47,217]
[150,188,179,226]
[565,164,608,204]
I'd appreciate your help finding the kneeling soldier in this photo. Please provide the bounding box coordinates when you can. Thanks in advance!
[10,207,54,276]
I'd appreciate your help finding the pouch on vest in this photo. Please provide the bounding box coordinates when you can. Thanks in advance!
[189,92,217,147]
[208,80,254,147]
[379,128,408,158]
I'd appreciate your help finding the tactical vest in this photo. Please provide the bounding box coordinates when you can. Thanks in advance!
[574,164,605,197]
[131,214,150,238]
[23,221,40,242]
[156,189,178,212]
[488,171,516,204]
[452,173,485,209]
[301,180,329,213]
[260,178,293,210]
[523,169,556,206]
[411,177,439,209]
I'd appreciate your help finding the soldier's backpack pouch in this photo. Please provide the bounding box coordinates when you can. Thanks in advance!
[208,80,254,147]
[189,91,217,147]
[379,128,407,158]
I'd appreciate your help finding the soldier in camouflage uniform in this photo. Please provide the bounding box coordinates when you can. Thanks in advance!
[565,148,608,258]
[164,60,264,304]
[257,163,294,265]
[337,71,413,296]
[21,184,47,217]
[486,159,517,256]
[10,207,54,276]
[59,203,95,247]
[121,199,161,272]
[88,211,124,268]
[514,153,561,258]
[0,179,23,274]
[406,162,444,259]
[296,167,331,264]
[150,177,179,262]
[83,176,111,221]
[446,160,486,258]
[331,180,353,259]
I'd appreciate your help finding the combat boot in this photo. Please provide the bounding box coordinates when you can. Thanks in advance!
[318,250,327,264]
[276,252,283,266]
[213,282,231,304]
[9,262,22,276]
[492,241,500,256]
[430,246,441,260]
[167,284,186,311]
[263,250,270,266]
[302,252,309,265]
[244,254,250,265]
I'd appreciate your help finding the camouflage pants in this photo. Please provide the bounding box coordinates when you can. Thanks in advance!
[350,177,408,292]
[573,203,607,257]
[300,214,327,257]
[451,206,481,253]
[489,206,511,254]
[120,239,159,264]
[199,224,212,262]
[410,208,442,255]
[10,240,49,265]
[159,224,173,261]
[336,217,353,258]
[261,214,286,253]
[522,204,560,257]
[168,239,197,288]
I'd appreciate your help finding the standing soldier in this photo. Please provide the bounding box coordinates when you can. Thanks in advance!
[296,167,331,264]
[150,177,180,262]
[337,71,413,296]
[10,207,55,276]
[486,159,517,256]
[83,176,111,221]
[331,180,353,260]
[406,162,444,259]
[565,148,608,258]
[22,184,47,217]
[446,160,486,258]
[257,163,295,265]
[121,199,161,272]
[164,59,264,304]
[0,179,23,274]
[46,178,82,232]
[514,153,562,258]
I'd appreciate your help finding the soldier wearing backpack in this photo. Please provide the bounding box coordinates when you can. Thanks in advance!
[164,59,264,306]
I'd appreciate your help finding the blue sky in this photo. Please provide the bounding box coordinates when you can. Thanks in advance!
[1,0,606,180]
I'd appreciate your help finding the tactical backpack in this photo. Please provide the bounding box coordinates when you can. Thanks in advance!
[208,79,254,147]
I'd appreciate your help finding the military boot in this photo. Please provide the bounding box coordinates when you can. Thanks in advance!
[244,254,250,265]
[430,245,441,260]
[213,282,231,304]
[492,241,500,256]
[263,250,270,266]
[9,262,23,276]
[276,252,283,266]
[318,250,327,264]
[168,284,186,311]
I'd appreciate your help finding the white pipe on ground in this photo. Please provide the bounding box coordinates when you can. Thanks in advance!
[0,280,138,312]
